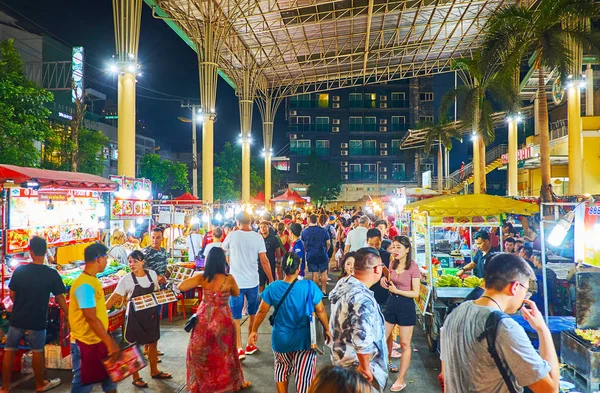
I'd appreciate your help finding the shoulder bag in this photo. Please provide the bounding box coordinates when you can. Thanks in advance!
[477,310,518,393]
[308,284,326,354]
[189,235,204,268]
[269,279,298,326]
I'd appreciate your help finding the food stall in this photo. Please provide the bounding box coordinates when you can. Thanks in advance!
[0,165,129,368]
[402,194,539,351]
[270,188,306,213]
[108,176,152,241]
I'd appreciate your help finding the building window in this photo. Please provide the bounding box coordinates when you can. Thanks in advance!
[315,117,329,132]
[290,93,312,108]
[349,117,363,132]
[420,116,434,123]
[349,164,361,180]
[391,92,407,108]
[290,116,312,132]
[349,93,362,108]
[317,94,329,108]
[391,139,401,152]
[365,93,377,108]
[367,187,375,191]
[420,92,434,101]
[392,163,406,180]
[349,140,362,155]
[363,163,376,180]
[290,139,311,156]
[421,163,434,173]
[364,117,377,132]
[364,140,376,155]
[297,162,309,173]
[391,116,407,132]
[316,140,330,156]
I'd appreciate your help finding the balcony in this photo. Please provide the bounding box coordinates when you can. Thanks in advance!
[348,171,362,180]
[391,99,409,108]
[289,100,315,109]
[289,124,330,132]
[316,147,330,156]
[290,148,311,156]
[390,124,409,132]
[391,171,409,181]
[362,171,377,180]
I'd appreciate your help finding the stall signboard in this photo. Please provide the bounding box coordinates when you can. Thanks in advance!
[429,215,500,227]
[415,284,431,315]
[6,188,100,254]
[110,176,152,220]
[583,204,600,267]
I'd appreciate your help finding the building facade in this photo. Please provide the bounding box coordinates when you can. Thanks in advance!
[286,78,434,201]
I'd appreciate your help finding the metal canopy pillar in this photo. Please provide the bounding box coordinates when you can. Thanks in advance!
[113,0,142,177]
[567,18,584,195]
[238,69,254,204]
[586,63,594,116]
[257,83,290,205]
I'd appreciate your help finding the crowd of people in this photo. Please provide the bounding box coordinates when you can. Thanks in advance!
[1,205,562,393]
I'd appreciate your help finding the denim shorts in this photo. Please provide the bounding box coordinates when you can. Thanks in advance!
[229,286,259,319]
[70,342,117,393]
[4,327,46,352]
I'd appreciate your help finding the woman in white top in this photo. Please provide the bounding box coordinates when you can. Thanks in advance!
[186,224,203,262]
[108,229,130,265]
[106,250,172,387]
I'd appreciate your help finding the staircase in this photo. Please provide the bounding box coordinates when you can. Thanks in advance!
[448,144,507,194]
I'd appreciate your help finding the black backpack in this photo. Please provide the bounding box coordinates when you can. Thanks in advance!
[477,311,518,393]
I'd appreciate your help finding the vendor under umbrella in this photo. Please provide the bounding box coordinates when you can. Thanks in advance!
[106,250,172,387]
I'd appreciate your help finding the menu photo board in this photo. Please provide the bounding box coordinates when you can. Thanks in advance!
[415,284,431,315]
[6,188,100,254]
[110,176,152,220]
[583,204,600,268]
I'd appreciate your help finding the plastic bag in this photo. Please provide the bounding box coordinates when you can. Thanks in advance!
[335,248,342,262]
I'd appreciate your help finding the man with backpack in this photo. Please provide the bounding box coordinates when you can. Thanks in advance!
[440,253,559,393]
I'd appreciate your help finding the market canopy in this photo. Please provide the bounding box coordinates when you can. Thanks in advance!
[250,191,266,204]
[270,188,306,204]
[403,194,539,217]
[162,192,203,205]
[0,164,117,191]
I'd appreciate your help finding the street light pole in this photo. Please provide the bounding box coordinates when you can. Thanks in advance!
[180,103,202,197]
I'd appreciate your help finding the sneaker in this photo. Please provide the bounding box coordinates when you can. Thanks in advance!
[37,378,61,392]
[238,348,246,360]
[245,344,258,355]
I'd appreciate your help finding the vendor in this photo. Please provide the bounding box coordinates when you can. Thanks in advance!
[105,250,172,387]
[143,228,168,286]
[456,231,495,278]
[108,230,130,265]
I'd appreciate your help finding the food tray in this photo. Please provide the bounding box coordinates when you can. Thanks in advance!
[166,266,194,282]
[132,293,157,311]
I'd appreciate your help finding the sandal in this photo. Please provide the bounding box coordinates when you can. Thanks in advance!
[390,383,407,392]
[388,363,399,373]
[391,349,402,358]
[241,380,252,389]
[132,378,148,388]
[36,379,61,392]
[151,372,173,380]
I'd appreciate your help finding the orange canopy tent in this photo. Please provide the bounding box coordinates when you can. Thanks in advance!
[162,192,203,205]
[270,189,305,204]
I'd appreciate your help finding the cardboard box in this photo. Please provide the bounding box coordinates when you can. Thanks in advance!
[45,345,72,370]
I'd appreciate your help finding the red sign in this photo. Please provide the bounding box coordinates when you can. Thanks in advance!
[501,146,533,165]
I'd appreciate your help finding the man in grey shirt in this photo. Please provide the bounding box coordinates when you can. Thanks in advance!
[440,253,559,393]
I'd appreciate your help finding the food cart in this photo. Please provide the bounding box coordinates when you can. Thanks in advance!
[0,165,130,367]
[402,194,539,351]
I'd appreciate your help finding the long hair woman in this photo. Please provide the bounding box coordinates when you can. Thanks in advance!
[384,236,421,392]
[307,366,372,393]
[339,252,356,278]
[249,252,332,393]
[179,248,251,392]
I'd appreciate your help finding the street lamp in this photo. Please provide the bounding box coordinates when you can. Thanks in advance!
[178,111,201,198]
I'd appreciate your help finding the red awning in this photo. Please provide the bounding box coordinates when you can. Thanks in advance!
[270,188,305,204]
[162,192,203,205]
[250,191,266,204]
[0,164,117,191]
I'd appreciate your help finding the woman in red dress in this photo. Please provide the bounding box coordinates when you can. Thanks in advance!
[179,248,251,393]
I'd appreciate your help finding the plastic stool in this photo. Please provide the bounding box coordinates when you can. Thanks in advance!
[167,294,187,322]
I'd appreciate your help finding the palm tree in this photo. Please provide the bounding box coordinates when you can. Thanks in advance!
[483,0,600,201]
[421,117,463,192]
[440,53,520,194]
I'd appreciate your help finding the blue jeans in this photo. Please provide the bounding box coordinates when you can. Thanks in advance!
[70,342,117,393]
[229,286,259,319]
[4,327,46,352]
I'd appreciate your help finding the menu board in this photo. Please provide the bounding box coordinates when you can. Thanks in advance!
[110,176,152,220]
[132,290,177,311]
[6,188,100,254]
[415,284,431,315]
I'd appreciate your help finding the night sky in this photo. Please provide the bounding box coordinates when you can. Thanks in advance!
[2,0,281,155]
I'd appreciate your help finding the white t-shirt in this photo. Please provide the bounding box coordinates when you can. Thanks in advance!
[221,230,266,289]
[115,270,159,299]
[186,233,203,261]
[346,226,368,252]
[203,242,222,259]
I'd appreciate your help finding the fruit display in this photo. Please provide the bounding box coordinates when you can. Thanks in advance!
[463,276,484,288]
[435,274,463,287]
[60,264,128,290]
[575,329,600,346]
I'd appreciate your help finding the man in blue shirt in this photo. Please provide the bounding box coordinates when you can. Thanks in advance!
[289,224,306,276]
[301,214,330,296]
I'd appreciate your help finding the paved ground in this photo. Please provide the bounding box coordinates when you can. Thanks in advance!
[6,277,443,392]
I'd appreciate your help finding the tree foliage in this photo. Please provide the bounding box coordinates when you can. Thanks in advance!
[298,152,341,207]
[138,153,189,197]
[0,39,54,167]
[41,125,108,176]
[213,142,281,202]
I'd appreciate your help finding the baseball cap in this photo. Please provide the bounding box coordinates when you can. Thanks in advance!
[283,218,292,225]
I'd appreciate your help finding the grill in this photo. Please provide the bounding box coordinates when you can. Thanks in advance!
[561,331,600,391]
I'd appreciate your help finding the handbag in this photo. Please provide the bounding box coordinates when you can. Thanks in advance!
[77,340,110,384]
[308,287,325,354]
[269,278,298,326]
